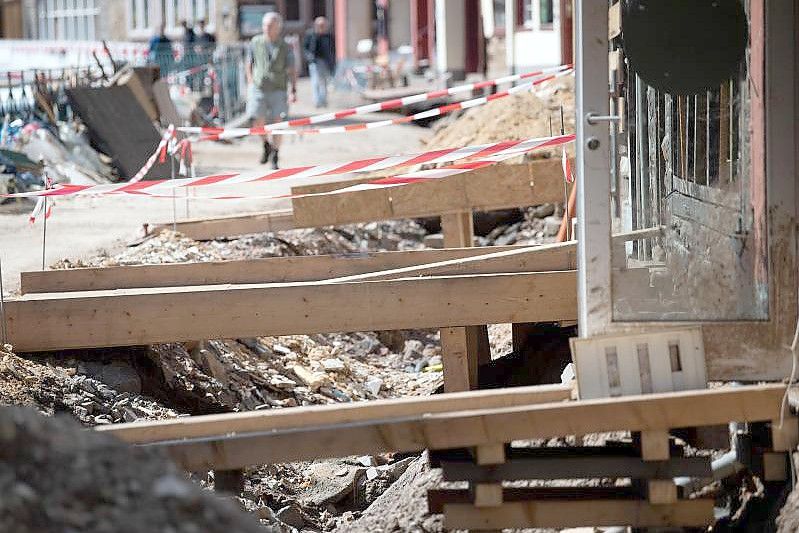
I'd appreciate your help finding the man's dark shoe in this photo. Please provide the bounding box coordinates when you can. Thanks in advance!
[260,141,273,164]
[271,150,279,170]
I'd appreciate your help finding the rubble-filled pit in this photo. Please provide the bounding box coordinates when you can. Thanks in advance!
[1,205,572,532]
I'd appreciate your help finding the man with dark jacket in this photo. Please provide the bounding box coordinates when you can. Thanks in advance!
[148,23,174,77]
[303,17,336,108]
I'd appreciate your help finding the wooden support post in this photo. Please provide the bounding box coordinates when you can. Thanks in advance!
[640,430,677,504]
[473,444,506,508]
[440,211,490,392]
[771,416,799,452]
[214,468,245,495]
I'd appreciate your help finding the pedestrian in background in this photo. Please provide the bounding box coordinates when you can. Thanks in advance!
[196,19,216,46]
[148,23,174,77]
[180,20,196,45]
[245,12,298,168]
[195,18,216,68]
[303,16,336,108]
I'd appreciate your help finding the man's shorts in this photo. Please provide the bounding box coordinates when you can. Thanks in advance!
[247,86,289,121]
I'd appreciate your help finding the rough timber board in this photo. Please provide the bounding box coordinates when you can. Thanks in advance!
[20,242,577,294]
[6,271,577,352]
[443,499,713,529]
[139,385,784,470]
[290,159,565,227]
[153,210,295,241]
[98,384,572,443]
[439,455,711,482]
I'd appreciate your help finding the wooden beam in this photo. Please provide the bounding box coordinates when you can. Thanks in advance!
[21,227,657,295]
[6,271,577,352]
[152,209,295,241]
[98,384,572,444]
[20,242,577,294]
[439,454,711,482]
[290,159,565,228]
[134,385,784,471]
[442,499,713,529]
[608,1,621,40]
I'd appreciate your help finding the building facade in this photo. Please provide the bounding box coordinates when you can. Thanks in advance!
[334,0,486,81]
[504,0,573,71]
[10,0,334,44]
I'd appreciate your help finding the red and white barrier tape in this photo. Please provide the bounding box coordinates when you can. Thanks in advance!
[129,125,176,183]
[195,70,572,141]
[179,65,571,138]
[60,136,574,203]
[28,175,54,223]
[7,135,574,200]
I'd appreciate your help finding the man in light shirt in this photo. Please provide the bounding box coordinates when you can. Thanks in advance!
[245,12,298,168]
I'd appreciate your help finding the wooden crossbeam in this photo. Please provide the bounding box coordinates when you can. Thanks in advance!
[6,271,577,352]
[442,498,713,529]
[290,160,564,228]
[120,385,784,471]
[438,453,711,482]
[20,242,577,294]
[98,383,572,443]
[152,209,295,241]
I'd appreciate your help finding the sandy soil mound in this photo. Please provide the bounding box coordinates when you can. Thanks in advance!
[424,76,575,159]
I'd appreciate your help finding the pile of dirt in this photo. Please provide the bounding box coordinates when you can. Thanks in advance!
[0,405,269,533]
[424,76,575,159]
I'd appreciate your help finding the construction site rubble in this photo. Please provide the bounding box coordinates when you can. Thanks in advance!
[0,196,578,530]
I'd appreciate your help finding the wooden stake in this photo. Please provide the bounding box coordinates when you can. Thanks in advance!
[473,444,506,508]
[640,430,677,504]
[440,211,490,392]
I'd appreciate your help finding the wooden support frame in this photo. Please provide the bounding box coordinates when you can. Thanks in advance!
[290,160,565,228]
[20,243,577,294]
[110,384,784,471]
[6,271,577,352]
[152,160,565,241]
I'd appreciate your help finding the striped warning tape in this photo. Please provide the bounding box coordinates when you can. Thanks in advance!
[194,69,572,141]
[7,134,574,200]
[129,125,176,183]
[178,65,571,138]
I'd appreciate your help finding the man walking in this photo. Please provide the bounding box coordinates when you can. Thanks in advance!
[245,13,298,168]
[303,16,336,108]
